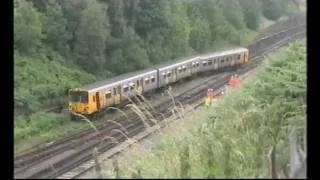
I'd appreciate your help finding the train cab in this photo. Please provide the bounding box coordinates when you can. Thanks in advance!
[68,89,91,116]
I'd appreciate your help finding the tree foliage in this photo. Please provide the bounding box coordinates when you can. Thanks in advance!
[262,0,285,21]
[42,0,71,56]
[14,0,42,54]
[240,0,262,31]
[73,1,109,74]
[14,0,297,113]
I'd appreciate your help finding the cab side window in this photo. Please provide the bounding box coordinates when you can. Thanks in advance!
[151,77,156,83]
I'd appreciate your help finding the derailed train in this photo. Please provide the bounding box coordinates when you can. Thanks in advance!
[68,47,249,119]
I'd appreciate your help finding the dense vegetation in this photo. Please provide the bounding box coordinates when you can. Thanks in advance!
[108,41,306,178]
[14,0,302,114]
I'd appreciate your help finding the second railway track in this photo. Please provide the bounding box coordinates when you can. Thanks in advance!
[14,23,306,179]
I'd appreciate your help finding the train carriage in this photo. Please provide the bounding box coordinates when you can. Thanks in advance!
[68,47,249,119]
[156,55,200,88]
[69,68,158,117]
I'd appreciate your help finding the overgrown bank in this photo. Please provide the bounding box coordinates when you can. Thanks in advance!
[14,0,305,149]
[14,0,303,116]
[102,41,306,178]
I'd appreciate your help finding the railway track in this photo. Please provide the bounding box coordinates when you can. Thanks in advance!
[14,24,306,179]
[14,71,231,179]
[61,28,306,180]
[14,14,306,120]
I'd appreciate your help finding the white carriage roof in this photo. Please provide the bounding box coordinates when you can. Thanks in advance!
[78,68,157,91]
[73,47,248,92]
[200,47,248,59]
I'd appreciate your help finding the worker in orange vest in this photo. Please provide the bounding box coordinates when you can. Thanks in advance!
[228,75,234,88]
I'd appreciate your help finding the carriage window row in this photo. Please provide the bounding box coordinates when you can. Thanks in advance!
[120,77,156,93]
[101,53,243,98]
[178,66,187,73]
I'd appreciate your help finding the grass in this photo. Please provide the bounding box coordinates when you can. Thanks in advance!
[14,14,287,153]
[14,111,118,153]
[89,41,306,179]
[14,47,97,114]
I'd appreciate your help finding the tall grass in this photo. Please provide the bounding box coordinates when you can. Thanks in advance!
[102,41,306,178]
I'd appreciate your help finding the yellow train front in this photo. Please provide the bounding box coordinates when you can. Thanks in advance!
[68,89,95,120]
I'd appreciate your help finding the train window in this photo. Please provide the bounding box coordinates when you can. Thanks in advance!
[192,63,196,68]
[105,92,112,99]
[151,77,156,83]
[129,83,135,90]
[167,73,171,77]
[221,59,224,63]
[208,60,212,65]
[70,91,88,103]
[238,55,241,60]
[196,62,199,67]
[178,67,182,73]
[163,74,167,78]
[183,67,187,71]
[145,79,150,85]
[136,80,139,86]
[123,86,129,92]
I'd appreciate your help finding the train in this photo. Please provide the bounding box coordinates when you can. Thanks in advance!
[68,47,249,120]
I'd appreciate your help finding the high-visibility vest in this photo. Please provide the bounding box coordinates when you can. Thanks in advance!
[205,97,210,106]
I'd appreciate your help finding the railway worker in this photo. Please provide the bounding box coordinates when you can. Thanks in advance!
[228,75,234,88]
[224,85,229,95]
[204,89,212,108]
[204,96,210,108]
[233,74,241,89]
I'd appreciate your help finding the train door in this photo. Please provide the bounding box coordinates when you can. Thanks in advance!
[105,90,112,107]
[136,78,144,95]
[173,68,177,82]
[236,53,241,65]
[244,51,248,63]
[113,86,121,105]
[231,55,235,66]
[190,63,195,75]
[95,92,101,110]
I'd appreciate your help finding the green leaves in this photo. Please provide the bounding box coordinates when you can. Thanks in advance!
[240,0,262,31]
[73,1,110,74]
[262,0,285,21]
[14,0,42,54]
[42,1,71,57]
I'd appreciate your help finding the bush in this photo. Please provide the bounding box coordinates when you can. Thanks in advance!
[262,0,285,21]
[113,41,306,178]
[14,113,69,142]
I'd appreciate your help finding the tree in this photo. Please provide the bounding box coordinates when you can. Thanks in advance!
[59,0,90,52]
[166,2,191,58]
[42,0,71,57]
[135,0,171,39]
[239,0,261,31]
[189,18,211,52]
[14,0,42,54]
[105,0,127,38]
[222,1,245,30]
[73,1,110,74]
[262,0,284,21]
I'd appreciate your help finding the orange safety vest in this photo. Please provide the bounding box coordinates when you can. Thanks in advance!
[228,77,235,88]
